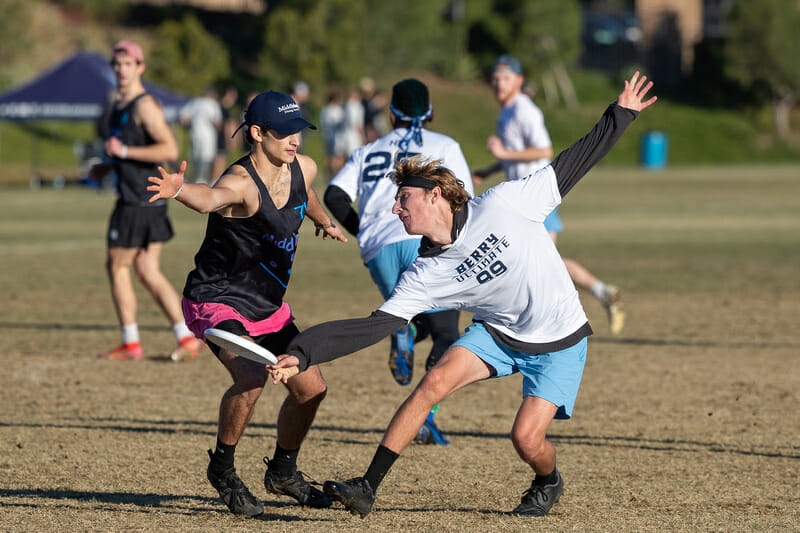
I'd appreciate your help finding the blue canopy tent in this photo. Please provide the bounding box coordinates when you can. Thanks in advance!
[0,51,189,185]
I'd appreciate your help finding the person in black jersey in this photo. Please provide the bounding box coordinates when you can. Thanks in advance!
[95,40,201,362]
[268,74,656,518]
[147,90,347,517]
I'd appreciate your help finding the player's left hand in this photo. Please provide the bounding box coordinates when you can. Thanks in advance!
[315,222,348,242]
[267,354,301,384]
[617,71,657,112]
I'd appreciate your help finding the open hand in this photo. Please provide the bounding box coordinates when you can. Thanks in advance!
[147,160,187,202]
[617,72,657,112]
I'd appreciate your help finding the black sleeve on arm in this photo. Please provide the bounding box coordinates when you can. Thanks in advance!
[551,103,639,197]
[287,310,407,372]
[323,185,360,236]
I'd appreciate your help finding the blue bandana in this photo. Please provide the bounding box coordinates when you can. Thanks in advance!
[390,102,433,153]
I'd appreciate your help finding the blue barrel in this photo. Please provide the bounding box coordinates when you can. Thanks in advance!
[641,130,668,170]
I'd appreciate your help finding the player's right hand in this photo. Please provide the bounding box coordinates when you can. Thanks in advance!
[267,354,301,384]
[147,160,187,202]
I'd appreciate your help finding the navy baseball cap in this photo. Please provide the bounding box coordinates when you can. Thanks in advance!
[492,54,523,75]
[233,91,316,137]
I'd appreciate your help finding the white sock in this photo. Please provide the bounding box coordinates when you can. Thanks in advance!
[173,322,193,342]
[590,281,607,302]
[121,324,140,345]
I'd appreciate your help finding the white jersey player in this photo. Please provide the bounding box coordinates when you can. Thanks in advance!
[273,73,656,518]
[495,90,552,180]
[324,78,473,446]
[474,54,626,335]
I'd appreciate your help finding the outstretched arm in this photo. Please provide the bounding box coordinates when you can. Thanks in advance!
[551,72,656,197]
[147,160,246,214]
[267,310,407,382]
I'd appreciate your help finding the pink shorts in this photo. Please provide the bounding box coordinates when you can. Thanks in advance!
[181,298,294,341]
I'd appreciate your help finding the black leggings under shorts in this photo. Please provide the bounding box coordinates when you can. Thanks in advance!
[208,319,300,359]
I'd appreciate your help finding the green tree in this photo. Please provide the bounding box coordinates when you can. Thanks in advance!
[0,0,35,90]
[466,0,582,107]
[257,0,366,94]
[724,0,800,138]
[148,13,231,96]
[256,0,467,95]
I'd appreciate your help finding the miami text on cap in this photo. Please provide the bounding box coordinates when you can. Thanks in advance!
[233,91,317,137]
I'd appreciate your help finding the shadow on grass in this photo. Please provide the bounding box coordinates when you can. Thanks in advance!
[0,321,169,332]
[0,488,334,522]
[2,418,797,460]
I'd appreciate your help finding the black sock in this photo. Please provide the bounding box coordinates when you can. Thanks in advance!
[364,445,399,494]
[210,439,236,474]
[534,468,559,487]
[270,443,299,476]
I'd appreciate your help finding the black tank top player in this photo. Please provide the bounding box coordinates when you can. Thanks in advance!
[102,92,166,206]
[183,155,309,320]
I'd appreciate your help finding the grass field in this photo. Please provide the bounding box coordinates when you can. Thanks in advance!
[1,164,799,531]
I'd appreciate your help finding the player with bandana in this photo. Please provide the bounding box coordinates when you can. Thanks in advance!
[270,73,656,518]
[324,79,474,445]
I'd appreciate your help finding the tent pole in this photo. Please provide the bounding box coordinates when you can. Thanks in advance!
[30,131,41,189]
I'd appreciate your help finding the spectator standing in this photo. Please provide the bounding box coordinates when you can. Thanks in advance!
[180,87,223,184]
[319,90,345,177]
[211,85,240,181]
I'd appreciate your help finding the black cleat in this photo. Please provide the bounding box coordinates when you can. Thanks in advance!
[323,477,376,518]
[206,450,264,517]
[263,457,332,508]
[511,470,564,516]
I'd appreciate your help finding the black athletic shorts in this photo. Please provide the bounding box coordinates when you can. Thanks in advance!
[208,319,301,359]
[107,201,174,249]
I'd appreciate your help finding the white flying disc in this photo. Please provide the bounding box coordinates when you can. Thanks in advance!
[204,328,278,365]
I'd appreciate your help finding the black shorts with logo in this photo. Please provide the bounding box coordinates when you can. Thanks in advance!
[107,200,174,249]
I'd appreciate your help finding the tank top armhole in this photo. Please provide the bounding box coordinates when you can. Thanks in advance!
[216,155,264,219]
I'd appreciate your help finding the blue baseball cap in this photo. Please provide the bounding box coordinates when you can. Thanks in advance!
[233,91,316,137]
[492,54,523,75]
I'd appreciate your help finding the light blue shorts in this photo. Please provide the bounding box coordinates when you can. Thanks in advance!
[544,206,564,234]
[453,323,587,419]
[366,239,421,299]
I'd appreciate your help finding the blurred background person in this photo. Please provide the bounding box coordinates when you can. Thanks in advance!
[180,86,223,184]
[341,88,365,158]
[291,80,311,151]
[360,76,389,143]
[211,84,240,181]
[319,89,345,178]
